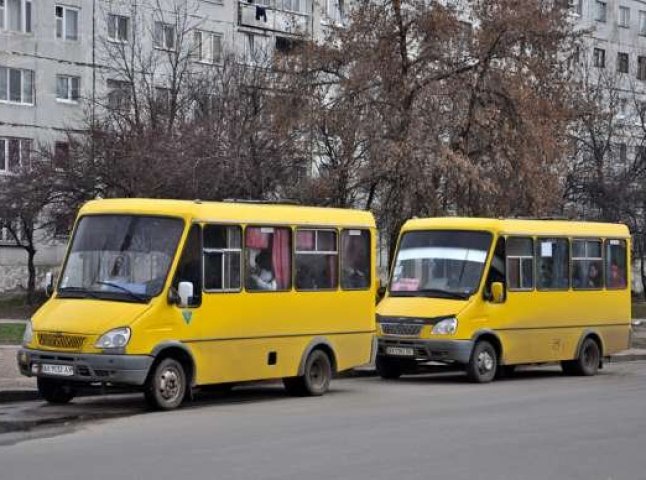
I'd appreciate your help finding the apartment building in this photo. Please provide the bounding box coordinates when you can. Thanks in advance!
[0,0,345,292]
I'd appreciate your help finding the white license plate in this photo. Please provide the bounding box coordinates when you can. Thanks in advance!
[41,364,74,376]
[386,346,415,357]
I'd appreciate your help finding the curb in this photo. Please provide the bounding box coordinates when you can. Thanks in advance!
[0,390,40,404]
[607,353,646,363]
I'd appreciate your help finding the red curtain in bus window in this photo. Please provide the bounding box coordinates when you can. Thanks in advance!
[272,228,291,289]
[296,230,315,250]
[246,227,269,249]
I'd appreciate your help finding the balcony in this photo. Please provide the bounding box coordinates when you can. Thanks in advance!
[238,1,310,36]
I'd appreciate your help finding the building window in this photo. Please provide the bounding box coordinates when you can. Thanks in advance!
[568,0,582,15]
[617,52,629,74]
[641,11,646,35]
[595,1,607,22]
[245,226,292,291]
[278,0,303,13]
[295,229,338,290]
[0,0,32,33]
[243,33,270,64]
[193,30,222,64]
[593,48,605,68]
[326,0,344,23]
[638,56,646,80]
[154,22,176,51]
[619,6,630,28]
[0,137,31,173]
[107,79,131,110]
[55,5,79,41]
[107,14,129,42]
[0,66,34,105]
[56,75,80,102]
[619,143,628,164]
[53,141,69,169]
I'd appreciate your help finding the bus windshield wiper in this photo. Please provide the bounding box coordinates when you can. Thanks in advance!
[92,281,149,302]
[57,286,101,299]
[414,289,470,300]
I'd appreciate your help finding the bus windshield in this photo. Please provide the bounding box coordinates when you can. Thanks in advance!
[58,215,184,302]
[389,230,492,299]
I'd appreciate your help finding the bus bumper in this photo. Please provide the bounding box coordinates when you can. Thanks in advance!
[17,348,154,386]
[377,338,473,365]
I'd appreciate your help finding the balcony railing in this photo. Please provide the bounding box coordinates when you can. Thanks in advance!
[239,1,310,36]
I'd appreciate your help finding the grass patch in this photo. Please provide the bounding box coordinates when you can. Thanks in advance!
[0,294,45,319]
[0,323,26,345]
[633,303,646,319]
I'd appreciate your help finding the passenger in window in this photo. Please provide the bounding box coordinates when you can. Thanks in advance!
[341,239,369,288]
[249,250,277,291]
[109,255,131,284]
[608,262,626,289]
[587,262,602,288]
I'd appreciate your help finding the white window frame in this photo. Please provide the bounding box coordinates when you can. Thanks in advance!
[55,4,79,41]
[0,66,34,105]
[0,136,31,174]
[194,30,223,64]
[640,11,646,36]
[572,239,603,291]
[568,0,582,16]
[203,225,243,293]
[56,74,80,103]
[595,1,607,22]
[619,6,630,28]
[506,237,534,292]
[154,21,177,51]
[593,47,606,69]
[107,14,129,43]
[0,0,32,33]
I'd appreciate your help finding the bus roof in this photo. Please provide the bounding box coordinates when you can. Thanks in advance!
[79,199,376,228]
[401,217,630,238]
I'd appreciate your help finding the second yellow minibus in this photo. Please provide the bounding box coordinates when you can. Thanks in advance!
[18,199,377,409]
[376,217,631,382]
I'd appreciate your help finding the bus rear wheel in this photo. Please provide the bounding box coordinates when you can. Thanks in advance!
[144,358,187,410]
[284,349,332,397]
[37,378,76,404]
[466,340,498,383]
[562,337,600,376]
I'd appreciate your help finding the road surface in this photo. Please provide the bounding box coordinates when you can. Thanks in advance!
[1,362,646,480]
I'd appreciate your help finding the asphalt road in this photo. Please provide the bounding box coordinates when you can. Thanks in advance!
[1,362,646,480]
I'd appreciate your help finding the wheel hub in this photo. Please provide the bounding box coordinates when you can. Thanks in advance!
[159,368,181,401]
[477,351,494,374]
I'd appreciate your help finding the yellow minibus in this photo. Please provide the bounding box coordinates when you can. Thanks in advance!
[376,217,631,382]
[18,199,377,409]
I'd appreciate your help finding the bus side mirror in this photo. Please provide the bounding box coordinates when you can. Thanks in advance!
[44,272,54,298]
[177,281,194,308]
[490,282,505,304]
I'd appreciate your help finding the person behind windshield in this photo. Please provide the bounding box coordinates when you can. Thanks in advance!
[250,250,277,291]
[108,254,131,284]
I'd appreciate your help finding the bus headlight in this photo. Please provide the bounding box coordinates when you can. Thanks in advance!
[96,327,131,349]
[432,317,458,335]
[22,320,33,346]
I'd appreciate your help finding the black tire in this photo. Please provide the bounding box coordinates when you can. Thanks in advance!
[144,358,187,410]
[37,378,76,404]
[562,337,600,376]
[283,349,332,397]
[466,340,498,383]
[375,355,404,380]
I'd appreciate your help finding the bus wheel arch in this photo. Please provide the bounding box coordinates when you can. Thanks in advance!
[297,337,337,376]
[284,338,336,397]
[145,343,196,409]
[563,331,603,376]
[150,342,196,386]
[471,331,503,364]
[467,331,503,383]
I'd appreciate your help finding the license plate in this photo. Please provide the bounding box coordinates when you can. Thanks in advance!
[385,346,415,357]
[41,364,74,376]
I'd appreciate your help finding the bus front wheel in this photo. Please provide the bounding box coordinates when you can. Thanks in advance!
[144,357,187,410]
[466,340,498,383]
[375,355,404,379]
[283,349,332,396]
[37,378,76,404]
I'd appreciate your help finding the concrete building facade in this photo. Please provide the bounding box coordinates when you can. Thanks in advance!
[0,0,345,293]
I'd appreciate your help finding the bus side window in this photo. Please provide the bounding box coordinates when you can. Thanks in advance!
[203,225,242,292]
[506,237,534,290]
[341,229,371,290]
[245,226,292,292]
[172,224,202,307]
[605,239,627,289]
[536,238,569,290]
[572,239,602,290]
[484,237,505,299]
[295,229,338,290]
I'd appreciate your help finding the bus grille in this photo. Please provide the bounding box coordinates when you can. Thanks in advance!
[380,323,423,337]
[37,333,86,350]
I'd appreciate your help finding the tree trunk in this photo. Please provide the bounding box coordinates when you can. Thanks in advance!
[26,247,37,306]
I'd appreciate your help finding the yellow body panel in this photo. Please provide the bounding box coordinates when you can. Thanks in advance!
[377,217,632,366]
[27,199,377,386]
